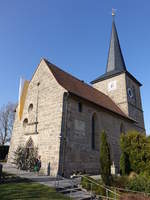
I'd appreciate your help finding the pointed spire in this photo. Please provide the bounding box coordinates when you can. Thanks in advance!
[91,13,142,86]
[106,15,126,73]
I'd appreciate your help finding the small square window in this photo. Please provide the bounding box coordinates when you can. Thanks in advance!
[78,102,82,112]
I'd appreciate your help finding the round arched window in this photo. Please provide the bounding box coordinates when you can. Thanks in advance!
[120,123,125,134]
[28,104,33,113]
[23,118,28,128]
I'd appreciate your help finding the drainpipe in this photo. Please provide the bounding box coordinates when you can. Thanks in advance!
[61,92,69,176]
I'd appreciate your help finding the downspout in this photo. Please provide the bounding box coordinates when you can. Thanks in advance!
[61,92,69,176]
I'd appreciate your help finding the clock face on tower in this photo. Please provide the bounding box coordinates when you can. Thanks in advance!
[127,87,134,98]
[108,80,117,92]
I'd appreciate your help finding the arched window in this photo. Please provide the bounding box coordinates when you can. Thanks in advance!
[26,137,34,149]
[78,102,82,112]
[91,115,95,149]
[91,114,99,150]
[28,103,33,113]
[120,123,125,134]
[23,118,28,128]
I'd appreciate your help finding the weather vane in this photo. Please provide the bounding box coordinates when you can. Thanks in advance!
[112,8,117,19]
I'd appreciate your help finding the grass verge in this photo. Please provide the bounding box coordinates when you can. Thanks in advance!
[0,172,70,200]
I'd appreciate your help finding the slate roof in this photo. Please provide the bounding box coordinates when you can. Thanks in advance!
[44,59,133,121]
[91,70,142,86]
[91,20,142,86]
[106,20,126,73]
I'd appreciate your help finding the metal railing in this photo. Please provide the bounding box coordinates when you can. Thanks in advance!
[79,175,120,200]
[111,186,150,197]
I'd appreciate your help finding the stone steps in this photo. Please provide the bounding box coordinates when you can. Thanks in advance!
[56,184,95,200]
[59,188,82,194]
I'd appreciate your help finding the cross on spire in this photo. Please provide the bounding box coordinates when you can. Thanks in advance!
[112,8,117,20]
[112,8,116,16]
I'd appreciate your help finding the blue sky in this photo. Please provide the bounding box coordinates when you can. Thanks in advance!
[0,0,149,134]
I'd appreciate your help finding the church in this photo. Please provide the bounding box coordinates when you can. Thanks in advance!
[8,17,145,177]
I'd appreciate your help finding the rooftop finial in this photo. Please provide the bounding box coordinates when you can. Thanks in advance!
[112,8,117,20]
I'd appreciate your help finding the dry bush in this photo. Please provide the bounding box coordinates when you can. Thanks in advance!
[120,194,150,200]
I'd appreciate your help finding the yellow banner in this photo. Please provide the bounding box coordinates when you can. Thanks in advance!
[18,79,29,120]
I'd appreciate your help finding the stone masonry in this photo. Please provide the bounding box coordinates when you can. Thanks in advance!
[62,94,140,177]
[92,73,145,132]
[8,59,66,176]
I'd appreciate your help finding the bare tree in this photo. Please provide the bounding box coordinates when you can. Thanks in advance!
[0,103,16,145]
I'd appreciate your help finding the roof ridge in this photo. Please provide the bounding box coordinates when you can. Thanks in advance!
[44,58,122,101]
[43,58,132,121]
[43,58,87,84]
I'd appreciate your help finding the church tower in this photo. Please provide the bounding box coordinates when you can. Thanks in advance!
[91,15,145,131]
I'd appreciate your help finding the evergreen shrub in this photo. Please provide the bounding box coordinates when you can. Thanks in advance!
[120,131,150,174]
[100,130,111,185]
[14,145,38,171]
[126,174,150,193]
[120,152,131,175]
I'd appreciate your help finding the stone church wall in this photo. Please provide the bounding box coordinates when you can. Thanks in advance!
[63,94,136,177]
[125,75,145,130]
[93,73,128,115]
[92,73,145,132]
[8,60,66,176]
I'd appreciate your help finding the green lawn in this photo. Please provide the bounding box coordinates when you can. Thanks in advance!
[0,173,71,200]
